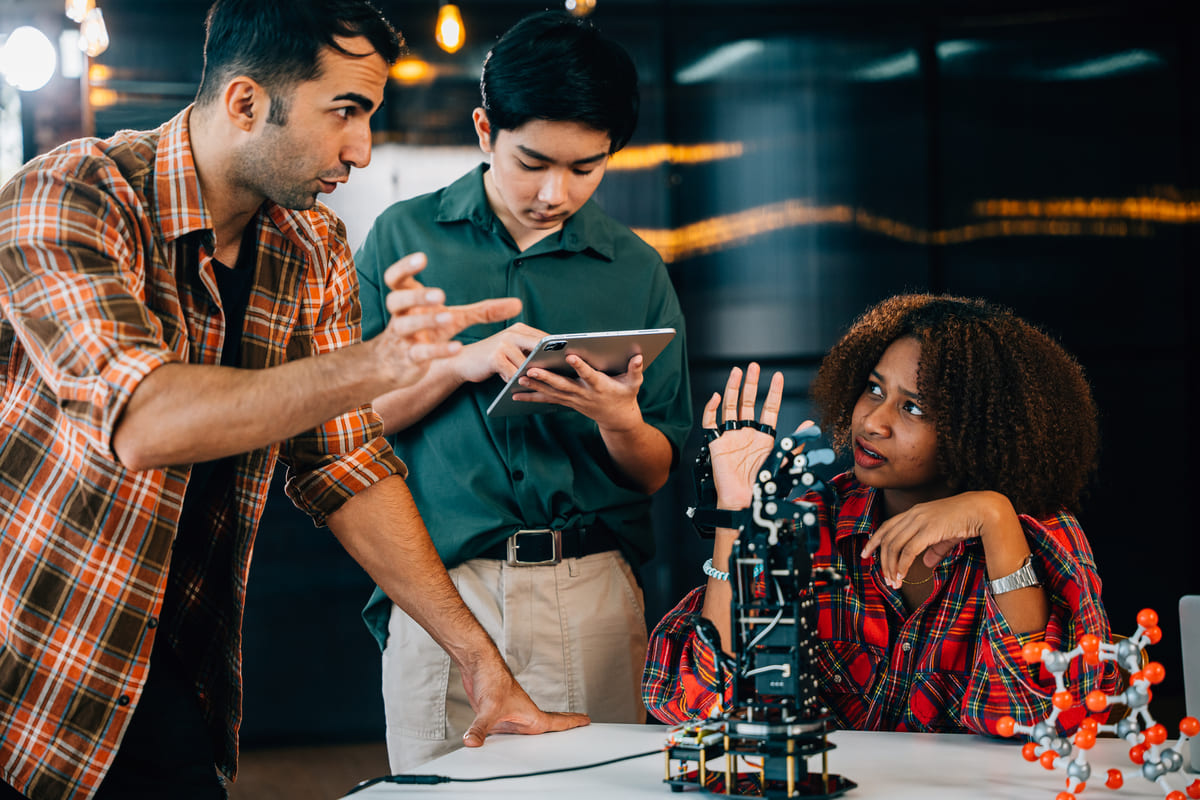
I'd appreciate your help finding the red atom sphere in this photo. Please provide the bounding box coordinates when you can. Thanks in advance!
[1040,749,1059,770]
[1023,641,1051,663]
[1086,690,1109,712]
[1180,717,1200,737]
[1167,792,1185,800]
[1080,717,1101,733]
[1144,662,1166,684]
[1074,728,1096,749]
[1129,743,1148,764]
[1023,742,1040,762]
[1137,608,1158,628]
[1186,779,1200,799]
[1053,690,1075,710]
[1056,793,1076,800]
[1144,724,1168,745]
[1144,625,1163,644]
[1106,769,1124,789]
[996,716,1016,737]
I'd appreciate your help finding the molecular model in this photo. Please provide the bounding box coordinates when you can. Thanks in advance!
[997,608,1199,800]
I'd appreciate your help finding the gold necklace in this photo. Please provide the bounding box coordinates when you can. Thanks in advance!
[901,572,934,586]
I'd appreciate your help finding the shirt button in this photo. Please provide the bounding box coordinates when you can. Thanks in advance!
[901,642,912,652]
[513,259,524,267]
[118,695,131,706]
[512,470,525,481]
[147,617,158,629]
[832,675,843,683]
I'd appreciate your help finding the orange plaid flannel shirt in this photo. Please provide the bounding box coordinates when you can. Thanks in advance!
[0,107,403,800]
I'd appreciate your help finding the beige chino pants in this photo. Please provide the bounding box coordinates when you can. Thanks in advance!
[380,550,649,772]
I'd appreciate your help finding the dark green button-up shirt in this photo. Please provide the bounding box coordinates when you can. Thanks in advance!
[356,164,692,649]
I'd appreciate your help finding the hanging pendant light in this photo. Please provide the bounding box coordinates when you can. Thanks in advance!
[79,8,109,58]
[565,0,597,17]
[65,0,96,23]
[435,2,465,54]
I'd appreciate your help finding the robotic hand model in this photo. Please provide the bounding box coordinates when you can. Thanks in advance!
[666,425,855,799]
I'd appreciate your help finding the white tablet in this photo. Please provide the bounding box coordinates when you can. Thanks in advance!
[485,328,676,417]
[1182,594,1200,773]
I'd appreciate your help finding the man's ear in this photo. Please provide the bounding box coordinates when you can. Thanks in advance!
[471,107,494,155]
[223,77,265,131]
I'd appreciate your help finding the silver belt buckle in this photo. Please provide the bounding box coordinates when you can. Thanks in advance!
[506,528,562,566]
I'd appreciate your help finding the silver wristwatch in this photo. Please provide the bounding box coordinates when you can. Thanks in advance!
[987,555,1041,595]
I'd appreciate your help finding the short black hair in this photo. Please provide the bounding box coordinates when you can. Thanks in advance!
[810,294,1100,517]
[195,0,402,124]
[480,11,639,153]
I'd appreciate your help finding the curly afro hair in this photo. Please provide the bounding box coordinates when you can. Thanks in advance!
[809,294,1099,517]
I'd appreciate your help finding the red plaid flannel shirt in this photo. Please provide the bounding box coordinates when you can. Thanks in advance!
[643,472,1118,734]
[0,107,403,800]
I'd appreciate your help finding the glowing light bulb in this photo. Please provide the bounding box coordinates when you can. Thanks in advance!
[435,3,465,54]
[79,8,110,58]
[65,0,95,23]
[565,0,597,17]
[0,26,58,92]
[390,57,434,85]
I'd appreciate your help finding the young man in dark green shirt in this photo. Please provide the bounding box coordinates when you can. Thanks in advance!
[356,11,692,770]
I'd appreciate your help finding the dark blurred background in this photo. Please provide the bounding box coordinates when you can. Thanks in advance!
[2,0,1195,753]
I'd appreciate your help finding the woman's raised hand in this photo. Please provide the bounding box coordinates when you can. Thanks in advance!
[701,363,785,511]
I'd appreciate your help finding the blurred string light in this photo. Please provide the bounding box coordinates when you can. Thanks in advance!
[435,2,465,54]
[625,188,1196,263]
[565,0,597,17]
[609,141,744,170]
[0,27,58,92]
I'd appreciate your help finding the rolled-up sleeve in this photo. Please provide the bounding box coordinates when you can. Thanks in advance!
[644,585,731,724]
[278,214,407,525]
[961,512,1118,735]
[0,154,180,459]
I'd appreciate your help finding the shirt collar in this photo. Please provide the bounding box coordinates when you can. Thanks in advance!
[435,163,616,261]
[834,482,882,544]
[150,105,324,257]
[153,105,212,243]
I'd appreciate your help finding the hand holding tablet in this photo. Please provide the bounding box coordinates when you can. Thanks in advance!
[486,328,676,417]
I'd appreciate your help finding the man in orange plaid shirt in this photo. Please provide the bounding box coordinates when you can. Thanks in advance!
[0,2,586,799]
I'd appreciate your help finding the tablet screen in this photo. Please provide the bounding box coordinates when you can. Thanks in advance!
[485,328,676,417]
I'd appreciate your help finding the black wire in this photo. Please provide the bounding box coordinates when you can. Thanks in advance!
[343,747,665,794]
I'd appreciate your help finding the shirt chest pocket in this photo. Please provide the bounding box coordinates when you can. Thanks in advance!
[813,639,883,696]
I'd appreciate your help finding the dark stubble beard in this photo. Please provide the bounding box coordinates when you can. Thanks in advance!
[230,121,322,211]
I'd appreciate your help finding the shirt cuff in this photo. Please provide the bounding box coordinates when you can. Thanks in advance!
[286,436,407,526]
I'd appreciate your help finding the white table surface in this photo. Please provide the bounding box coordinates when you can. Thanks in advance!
[340,722,1197,798]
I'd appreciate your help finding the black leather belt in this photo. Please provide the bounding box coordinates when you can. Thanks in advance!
[478,526,619,566]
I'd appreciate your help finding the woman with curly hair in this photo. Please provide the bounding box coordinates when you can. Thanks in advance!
[643,293,1117,735]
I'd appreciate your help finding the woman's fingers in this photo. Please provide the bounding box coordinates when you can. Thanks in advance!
[740,362,761,421]
[759,371,784,429]
[721,367,743,425]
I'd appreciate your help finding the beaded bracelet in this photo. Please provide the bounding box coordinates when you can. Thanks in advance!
[703,558,766,582]
[702,557,730,582]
